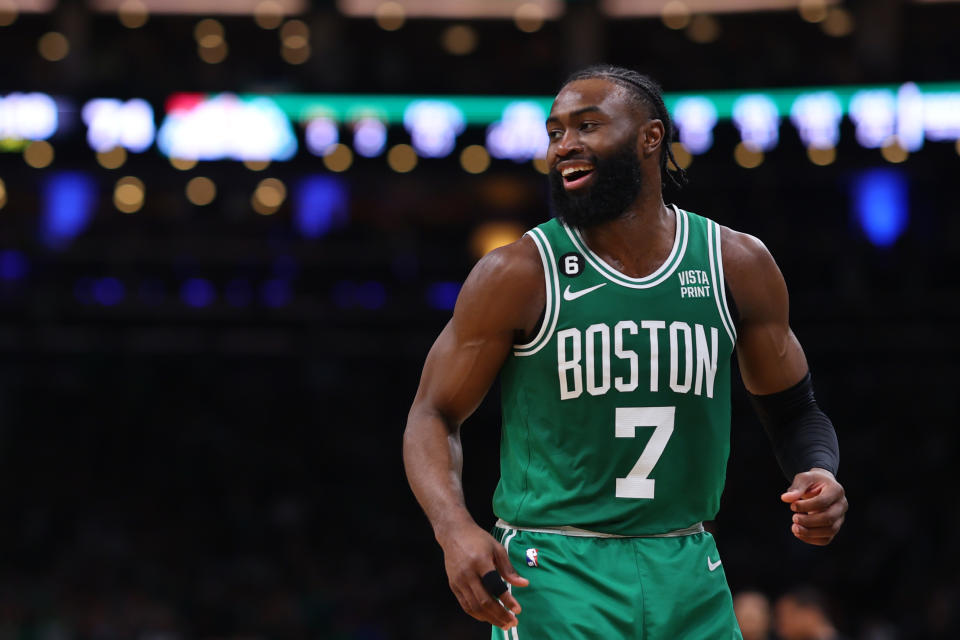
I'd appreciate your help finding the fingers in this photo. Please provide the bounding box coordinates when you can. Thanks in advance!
[792,498,846,528]
[457,574,519,630]
[490,544,526,617]
[442,530,528,630]
[792,485,845,514]
[781,479,822,504]
[498,590,523,618]
[791,514,845,545]
[494,543,530,589]
[789,491,848,546]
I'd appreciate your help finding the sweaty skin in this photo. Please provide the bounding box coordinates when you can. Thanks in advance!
[402,77,848,630]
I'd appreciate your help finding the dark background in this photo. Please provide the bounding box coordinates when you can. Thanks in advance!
[0,1,958,638]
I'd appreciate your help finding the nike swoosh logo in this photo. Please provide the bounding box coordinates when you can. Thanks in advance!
[563,283,606,301]
[707,555,722,572]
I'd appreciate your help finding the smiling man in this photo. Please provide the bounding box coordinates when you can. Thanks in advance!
[403,65,848,639]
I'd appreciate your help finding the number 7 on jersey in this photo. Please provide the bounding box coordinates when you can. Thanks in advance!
[615,406,675,499]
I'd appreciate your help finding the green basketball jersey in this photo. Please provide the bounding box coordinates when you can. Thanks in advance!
[493,206,738,536]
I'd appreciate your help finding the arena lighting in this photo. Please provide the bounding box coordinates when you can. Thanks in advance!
[37,31,69,61]
[40,172,97,250]
[486,100,549,161]
[672,96,717,154]
[261,278,292,308]
[849,90,896,148]
[403,100,465,157]
[157,93,297,161]
[386,144,417,172]
[469,221,526,258]
[602,0,840,16]
[896,83,925,152]
[83,98,155,153]
[732,94,780,151]
[852,169,908,248]
[23,140,54,168]
[790,91,842,149]
[322,144,353,171]
[426,282,460,311]
[0,250,28,282]
[0,93,58,143]
[305,116,338,155]
[181,277,216,308]
[245,83,960,126]
[248,93,552,126]
[293,175,348,239]
[88,0,307,15]
[93,277,125,306]
[4,81,940,168]
[337,0,563,19]
[352,117,387,157]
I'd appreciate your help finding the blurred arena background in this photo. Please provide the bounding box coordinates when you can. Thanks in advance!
[0,0,957,638]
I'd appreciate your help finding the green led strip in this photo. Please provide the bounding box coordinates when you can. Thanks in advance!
[236,82,960,124]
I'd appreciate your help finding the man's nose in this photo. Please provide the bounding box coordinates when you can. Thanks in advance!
[555,130,583,157]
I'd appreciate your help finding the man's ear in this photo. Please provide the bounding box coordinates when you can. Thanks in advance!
[638,119,665,158]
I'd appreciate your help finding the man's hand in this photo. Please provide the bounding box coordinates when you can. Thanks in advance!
[781,468,848,546]
[438,523,529,630]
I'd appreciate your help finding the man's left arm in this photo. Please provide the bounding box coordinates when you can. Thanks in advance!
[721,226,848,546]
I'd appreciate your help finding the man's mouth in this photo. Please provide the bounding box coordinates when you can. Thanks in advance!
[559,163,596,191]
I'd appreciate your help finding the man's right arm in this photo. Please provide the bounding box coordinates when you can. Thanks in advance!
[403,236,543,631]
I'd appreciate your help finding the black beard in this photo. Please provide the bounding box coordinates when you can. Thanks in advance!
[548,142,644,229]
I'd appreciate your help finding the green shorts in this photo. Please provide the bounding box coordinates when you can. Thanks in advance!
[491,523,742,640]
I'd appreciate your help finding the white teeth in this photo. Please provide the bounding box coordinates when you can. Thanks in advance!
[561,165,593,177]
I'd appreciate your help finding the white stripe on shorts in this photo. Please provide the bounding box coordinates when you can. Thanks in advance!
[500,528,520,639]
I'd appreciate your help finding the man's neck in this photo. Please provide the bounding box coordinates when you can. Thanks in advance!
[578,194,676,279]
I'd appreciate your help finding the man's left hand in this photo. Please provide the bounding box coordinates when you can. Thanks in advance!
[780,468,847,546]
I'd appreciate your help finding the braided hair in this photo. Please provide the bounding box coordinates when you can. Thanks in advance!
[561,64,688,190]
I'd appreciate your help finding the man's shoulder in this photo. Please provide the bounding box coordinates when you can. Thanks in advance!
[669,208,774,273]
[718,225,772,270]
[458,231,544,308]
[454,232,546,335]
[716,224,787,323]
[471,232,543,286]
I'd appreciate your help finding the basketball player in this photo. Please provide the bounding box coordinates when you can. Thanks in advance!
[403,65,847,638]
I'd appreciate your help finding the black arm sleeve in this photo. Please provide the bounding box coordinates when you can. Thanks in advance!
[747,372,840,481]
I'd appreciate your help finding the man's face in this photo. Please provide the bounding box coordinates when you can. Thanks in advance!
[545,78,646,228]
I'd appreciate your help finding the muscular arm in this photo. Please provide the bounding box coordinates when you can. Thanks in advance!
[722,229,807,395]
[722,228,847,545]
[403,236,543,629]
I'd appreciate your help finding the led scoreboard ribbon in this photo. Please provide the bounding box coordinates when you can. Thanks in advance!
[2,82,960,160]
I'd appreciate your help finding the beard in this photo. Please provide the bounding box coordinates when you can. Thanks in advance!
[548,141,644,229]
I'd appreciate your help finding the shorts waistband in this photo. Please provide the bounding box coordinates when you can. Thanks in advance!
[495,518,705,538]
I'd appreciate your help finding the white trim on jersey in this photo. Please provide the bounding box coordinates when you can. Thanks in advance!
[563,205,689,289]
[713,221,737,342]
[513,227,561,357]
[707,220,737,345]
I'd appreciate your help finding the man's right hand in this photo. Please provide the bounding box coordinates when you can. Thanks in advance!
[438,523,529,630]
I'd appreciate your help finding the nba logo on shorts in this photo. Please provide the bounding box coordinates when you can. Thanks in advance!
[525,548,539,567]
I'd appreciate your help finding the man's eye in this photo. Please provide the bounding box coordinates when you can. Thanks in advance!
[580,121,598,131]
[548,130,563,140]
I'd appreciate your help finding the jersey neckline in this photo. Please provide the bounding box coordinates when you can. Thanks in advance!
[562,205,689,289]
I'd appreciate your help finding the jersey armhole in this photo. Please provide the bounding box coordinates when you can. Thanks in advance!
[707,220,738,345]
[512,227,561,356]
